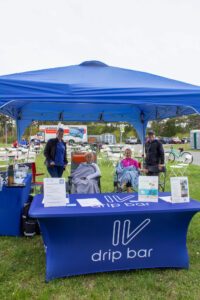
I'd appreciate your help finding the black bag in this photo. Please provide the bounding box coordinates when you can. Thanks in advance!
[21,195,40,237]
[147,165,166,173]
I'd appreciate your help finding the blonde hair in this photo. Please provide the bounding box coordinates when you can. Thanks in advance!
[85,152,94,158]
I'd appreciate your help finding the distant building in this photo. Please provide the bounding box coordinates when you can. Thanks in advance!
[101,133,116,144]
[88,133,116,144]
[190,130,200,149]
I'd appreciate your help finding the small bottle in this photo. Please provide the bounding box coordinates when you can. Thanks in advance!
[8,165,14,186]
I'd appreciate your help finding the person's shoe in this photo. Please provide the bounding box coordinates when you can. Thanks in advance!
[117,187,122,193]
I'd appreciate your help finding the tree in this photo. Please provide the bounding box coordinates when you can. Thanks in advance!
[162,119,177,137]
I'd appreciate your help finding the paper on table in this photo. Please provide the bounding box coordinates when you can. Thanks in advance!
[43,178,68,207]
[159,196,172,202]
[170,177,190,203]
[76,198,104,207]
[42,197,69,204]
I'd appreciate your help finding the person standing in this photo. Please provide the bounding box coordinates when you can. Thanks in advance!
[44,128,68,178]
[143,130,164,176]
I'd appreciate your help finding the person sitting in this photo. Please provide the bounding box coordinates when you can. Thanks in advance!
[20,138,28,147]
[13,141,18,148]
[71,152,101,194]
[116,148,140,193]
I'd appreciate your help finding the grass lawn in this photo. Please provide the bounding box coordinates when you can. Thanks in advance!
[164,143,200,152]
[0,147,200,300]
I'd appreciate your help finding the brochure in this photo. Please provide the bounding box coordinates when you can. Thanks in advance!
[138,176,158,202]
[159,196,172,203]
[170,177,190,203]
[43,178,69,207]
[76,198,104,207]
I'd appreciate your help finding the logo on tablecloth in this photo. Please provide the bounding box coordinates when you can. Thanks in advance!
[91,218,153,263]
[104,195,150,208]
[112,219,151,246]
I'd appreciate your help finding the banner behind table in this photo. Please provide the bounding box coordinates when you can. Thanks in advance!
[0,174,32,236]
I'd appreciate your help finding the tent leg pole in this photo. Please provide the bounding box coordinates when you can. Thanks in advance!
[142,121,145,167]
[140,111,145,168]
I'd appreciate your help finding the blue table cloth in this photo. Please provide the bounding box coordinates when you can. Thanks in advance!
[29,192,200,282]
[0,173,32,236]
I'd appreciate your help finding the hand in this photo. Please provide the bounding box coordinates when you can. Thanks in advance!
[50,161,55,166]
[158,164,163,170]
[63,165,67,169]
[143,169,149,174]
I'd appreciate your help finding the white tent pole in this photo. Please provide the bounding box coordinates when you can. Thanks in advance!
[26,124,32,163]
[140,111,145,167]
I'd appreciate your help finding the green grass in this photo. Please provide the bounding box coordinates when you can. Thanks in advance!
[164,143,200,152]
[0,147,200,300]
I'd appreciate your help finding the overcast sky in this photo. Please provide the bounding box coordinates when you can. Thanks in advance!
[0,0,199,85]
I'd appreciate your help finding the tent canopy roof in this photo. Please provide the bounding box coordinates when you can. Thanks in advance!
[0,60,200,141]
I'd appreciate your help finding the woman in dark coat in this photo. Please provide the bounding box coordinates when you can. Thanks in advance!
[44,128,68,178]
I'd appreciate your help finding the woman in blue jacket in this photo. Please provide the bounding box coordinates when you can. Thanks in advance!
[44,128,68,178]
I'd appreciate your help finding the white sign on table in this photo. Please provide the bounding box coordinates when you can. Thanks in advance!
[138,176,158,202]
[43,178,69,207]
[170,177,190,203]
[76,198,104,207]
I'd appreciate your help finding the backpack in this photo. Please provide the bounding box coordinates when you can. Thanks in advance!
[21,195,40,237]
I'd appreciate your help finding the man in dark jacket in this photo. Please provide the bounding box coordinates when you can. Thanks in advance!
[144,130,165,176]
[44,128,68,178]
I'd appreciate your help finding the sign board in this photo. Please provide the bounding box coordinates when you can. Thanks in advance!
[138,176,158,202]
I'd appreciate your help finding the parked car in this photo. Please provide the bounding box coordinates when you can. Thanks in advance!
[171,137,182,144]
[181,137,190,143]
[125,137,138,144]
[159,137,171,144]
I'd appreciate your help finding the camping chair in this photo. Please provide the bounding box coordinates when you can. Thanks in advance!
[158,166,167,192]
[31,162,45,193]
[68,152,101,194]
[113,161,141,193]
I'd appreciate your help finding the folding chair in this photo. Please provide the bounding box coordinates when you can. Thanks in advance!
[68,152,101,194]
[170,163,189,177]
[0,156,9,170]
[158,166,167,192]
[0,170,8,184]
[31,162,45,193]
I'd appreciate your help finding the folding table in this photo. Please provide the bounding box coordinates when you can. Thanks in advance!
[29,192,200,282]
[0,173,32,236]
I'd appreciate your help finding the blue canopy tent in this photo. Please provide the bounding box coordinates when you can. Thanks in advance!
[0,60,200,145]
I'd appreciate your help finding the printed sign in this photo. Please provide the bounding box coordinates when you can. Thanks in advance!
[43,178,68,207]
[138,176,158,202]
[170,177,190,203]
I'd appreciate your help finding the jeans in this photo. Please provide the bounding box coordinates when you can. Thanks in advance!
[47,166,65,178]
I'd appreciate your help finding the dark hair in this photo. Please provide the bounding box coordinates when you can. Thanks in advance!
[148,130,155,135]
[57,128,64,133]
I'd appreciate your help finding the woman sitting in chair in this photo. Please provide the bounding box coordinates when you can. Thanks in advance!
[116,148,139,193]
[71,152,101,194]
